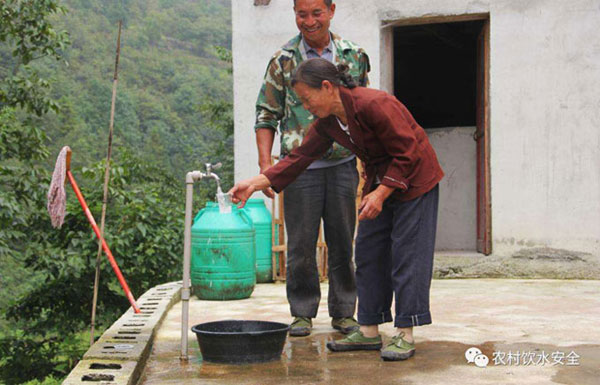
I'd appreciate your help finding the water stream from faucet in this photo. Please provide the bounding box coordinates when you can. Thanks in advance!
[216,185,232,214]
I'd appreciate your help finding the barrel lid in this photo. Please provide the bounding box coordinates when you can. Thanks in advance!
[192,202,254,232]
[242,198,271,225]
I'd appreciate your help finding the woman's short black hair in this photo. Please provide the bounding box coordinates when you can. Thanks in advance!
[291,58,357,89]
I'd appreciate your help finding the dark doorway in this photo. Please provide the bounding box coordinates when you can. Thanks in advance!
[393,20,484,129]
[392,18,491,254]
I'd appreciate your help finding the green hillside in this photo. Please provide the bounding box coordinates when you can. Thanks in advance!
[43,0,233,178]
[0,1,233,383]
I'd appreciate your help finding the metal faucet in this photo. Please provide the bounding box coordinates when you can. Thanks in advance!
[184,162,222,188]
[204,162,222,191]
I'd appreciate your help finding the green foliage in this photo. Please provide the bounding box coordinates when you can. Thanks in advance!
[0,0,233,383]
[0,108,50,258]
[214,45,233,73]
[0,114,205,383]
[0,0,69,65]
[28,0,234,181]
[0,110,46,337]
[0,108,48,161]
[20,377,61,385]
[7,151,187,330]
[0,0,70,115]
[0,108,74,384]
[0,330,79,385]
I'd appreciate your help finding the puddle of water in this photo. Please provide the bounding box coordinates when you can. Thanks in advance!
[140,334,600,385]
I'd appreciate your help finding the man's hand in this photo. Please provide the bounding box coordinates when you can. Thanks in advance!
[358,184,395,221]
[257,129,276,199]
[259,164,276,199]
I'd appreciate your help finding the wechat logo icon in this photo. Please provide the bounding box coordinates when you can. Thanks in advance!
[465,347,489,368]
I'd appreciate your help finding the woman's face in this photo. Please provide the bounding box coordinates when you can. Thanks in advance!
[294,81,333,118]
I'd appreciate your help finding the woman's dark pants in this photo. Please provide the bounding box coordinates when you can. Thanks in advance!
[355,185,439,328]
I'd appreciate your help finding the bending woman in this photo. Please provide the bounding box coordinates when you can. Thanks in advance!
[229,58,444,361]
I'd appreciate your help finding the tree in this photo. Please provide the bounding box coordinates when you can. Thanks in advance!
[0,1,234,382]
[0,0,70,116]
[0,118,187,382]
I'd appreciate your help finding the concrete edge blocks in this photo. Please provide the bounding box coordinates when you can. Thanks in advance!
[62,281,182,385]
[62,359,139,385]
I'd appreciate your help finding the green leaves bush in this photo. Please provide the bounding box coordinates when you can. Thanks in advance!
[0,0,233,383]
[0,112,228,382]
[0,113,196,383]
[0,0,70,116]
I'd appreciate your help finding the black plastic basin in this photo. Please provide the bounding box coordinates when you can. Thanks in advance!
[191,320,289,364]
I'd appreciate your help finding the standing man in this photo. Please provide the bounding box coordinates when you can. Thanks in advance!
[255,0,370,336]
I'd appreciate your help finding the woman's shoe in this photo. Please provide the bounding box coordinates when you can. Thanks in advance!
[326,330,382,351]
[380,332,415,361]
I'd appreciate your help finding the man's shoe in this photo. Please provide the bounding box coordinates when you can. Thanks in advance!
[289,316,312,336]
[380,332,415,361]
[326,330,382,352]
[331,317,360,334]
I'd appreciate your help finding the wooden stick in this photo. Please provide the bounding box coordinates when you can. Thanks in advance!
[90,20,122,346]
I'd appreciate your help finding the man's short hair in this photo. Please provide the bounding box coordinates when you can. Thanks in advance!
[294,0,333,7]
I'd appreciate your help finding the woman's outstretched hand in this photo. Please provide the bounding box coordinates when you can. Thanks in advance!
[228,174,272,209]
[358,184,395,221]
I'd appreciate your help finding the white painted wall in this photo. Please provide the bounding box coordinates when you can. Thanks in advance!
[232,0,600,255]
[488,0,600,255]
[428,127,477,251]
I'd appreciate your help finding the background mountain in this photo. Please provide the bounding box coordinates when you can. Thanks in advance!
[41,0,233,178]
[0,1,233,384]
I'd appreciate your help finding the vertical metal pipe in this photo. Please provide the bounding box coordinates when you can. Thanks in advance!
[180,174,195,361]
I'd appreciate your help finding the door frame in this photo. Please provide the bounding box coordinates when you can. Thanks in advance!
[476,19,492,254]
[380,14,492,254]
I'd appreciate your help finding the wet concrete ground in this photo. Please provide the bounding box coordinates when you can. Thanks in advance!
[140,279,600,385]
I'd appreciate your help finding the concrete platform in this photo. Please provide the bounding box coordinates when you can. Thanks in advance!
[139,279,600,385]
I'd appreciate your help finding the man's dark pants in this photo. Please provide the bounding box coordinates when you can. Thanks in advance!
[355,184,439,328]
[283,159,358,319]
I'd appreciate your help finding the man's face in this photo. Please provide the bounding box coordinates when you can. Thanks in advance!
[294,0,335,45]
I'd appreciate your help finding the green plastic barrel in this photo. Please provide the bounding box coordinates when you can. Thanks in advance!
[191,202,256,300]
[243,199,273,283]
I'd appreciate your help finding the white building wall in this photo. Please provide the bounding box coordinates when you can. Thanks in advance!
[232,0,600,255]
[428,127,478,251]
[488,0,600,255]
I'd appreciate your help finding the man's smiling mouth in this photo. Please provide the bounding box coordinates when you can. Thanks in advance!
[304,25,320,32]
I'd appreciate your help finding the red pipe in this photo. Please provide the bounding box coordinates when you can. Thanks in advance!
[66,170,141,313]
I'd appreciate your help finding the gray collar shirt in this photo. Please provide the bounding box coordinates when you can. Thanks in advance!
[300,34,335,63]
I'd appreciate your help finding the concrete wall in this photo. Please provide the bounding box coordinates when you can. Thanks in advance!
[428,127,477,251]
[487,0,600,256]
[232,0,600,256]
